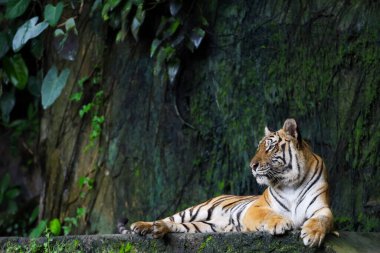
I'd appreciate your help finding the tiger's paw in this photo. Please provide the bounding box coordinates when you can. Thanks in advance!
[301,218,327,247]
[152,220,170,239]
[260,216,293,235]
[130,221,153,236]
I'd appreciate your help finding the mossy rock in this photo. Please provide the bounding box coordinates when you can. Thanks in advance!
[1,231,379,253]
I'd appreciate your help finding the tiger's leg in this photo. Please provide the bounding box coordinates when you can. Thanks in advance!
[301,207,333,247]
[130,221,154,235]
[242,191,293,235]
[151,219,228,238]
[131,195,235,236]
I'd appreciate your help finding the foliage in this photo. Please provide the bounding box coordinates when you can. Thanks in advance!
[0,0,72,237]
[49,218,62,236]
[70,72,105,150]
[0,0,71,124]
[97,0,207,83]
[198,236,213,252]
[0,172,40,236]
[41,65,70,109]
[0,173,20,228]
[5,233,84,253]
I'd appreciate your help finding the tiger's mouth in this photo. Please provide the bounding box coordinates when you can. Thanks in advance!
[254,174,270,185]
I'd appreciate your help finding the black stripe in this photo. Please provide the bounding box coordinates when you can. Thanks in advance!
[295,154,300,179]
[264,192,271,207]
[182,223,190,232]
[180,211,185,223]
[309,206,326,218]
[295,163,323,211]
[222,199,245,210]
[169,216,174,222]
[269,187,290,212]
[223,196,256,211]
[190,199,213,222]
[288,144,292,168]
[305,190,327,216]
[236,201,253,231]
[189,206,194,217]
[200,221,216,232]
[193,223,201,233]
[206,205,214,220]
[271,188,285,200]
[297,155,320,196]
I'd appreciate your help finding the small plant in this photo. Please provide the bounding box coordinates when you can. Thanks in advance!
[198,236,213,252]
[70,73,105,151]
[119,242,136,253]
[62,207,86,236]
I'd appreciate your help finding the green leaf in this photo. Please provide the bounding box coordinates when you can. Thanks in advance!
[122,0,133,17]
[189,27,205,48]
[41,65,71,109]
[0,32,9,59]
[29,207,39,224]
[79,103,93,118]
[54,29,65,37]
[101,0,122,20]
[168,59,180,84]
[29,220,47,238]
[76,207,86,218]
[5,187,20,199]
[150,39,161,58]
[49,218,62,236]
[64,217,78,227]
[62,225,71,235]
[5,0,31,20]
[70,92,82,102]
[90,0,102,16]
[131,4,145,41]
[12,16,49,52]
[154,46,175,75]
[162,18,180,39]
[169,0,182,16]
[0,91,15,123]
[65,18,77,34]
[0,173,10,194]
[3,54,28,89]
[44,2,64,27]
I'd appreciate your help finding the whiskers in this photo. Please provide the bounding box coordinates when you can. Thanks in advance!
[261,167,284,186]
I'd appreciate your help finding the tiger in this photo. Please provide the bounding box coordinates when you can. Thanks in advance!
[123,119,334,247]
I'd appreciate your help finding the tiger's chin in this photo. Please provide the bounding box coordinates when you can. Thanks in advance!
[255,175,270,186]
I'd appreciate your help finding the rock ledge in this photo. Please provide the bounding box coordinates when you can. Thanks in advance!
[0,231,379,252]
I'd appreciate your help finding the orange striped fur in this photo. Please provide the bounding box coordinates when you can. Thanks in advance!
[125,119,333,247]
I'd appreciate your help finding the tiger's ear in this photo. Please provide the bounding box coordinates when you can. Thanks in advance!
[264,126,271,136]
[282,118,298,139]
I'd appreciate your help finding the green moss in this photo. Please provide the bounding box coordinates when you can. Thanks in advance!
[198,235,213,252]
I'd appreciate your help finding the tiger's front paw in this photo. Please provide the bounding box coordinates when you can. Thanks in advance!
[152,220,170,239]
[130,221,153,236]
[260,215,293,235]
[301,218,327,247]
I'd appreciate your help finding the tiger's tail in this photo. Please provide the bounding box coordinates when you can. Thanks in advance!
[117,218,131,234]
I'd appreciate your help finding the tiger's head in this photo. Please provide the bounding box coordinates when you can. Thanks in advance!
[250,118,306,187]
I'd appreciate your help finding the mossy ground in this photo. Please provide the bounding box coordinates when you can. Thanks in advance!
[5,231,373,253]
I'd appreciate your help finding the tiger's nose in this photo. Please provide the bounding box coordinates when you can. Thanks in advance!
[250,162,259,171]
